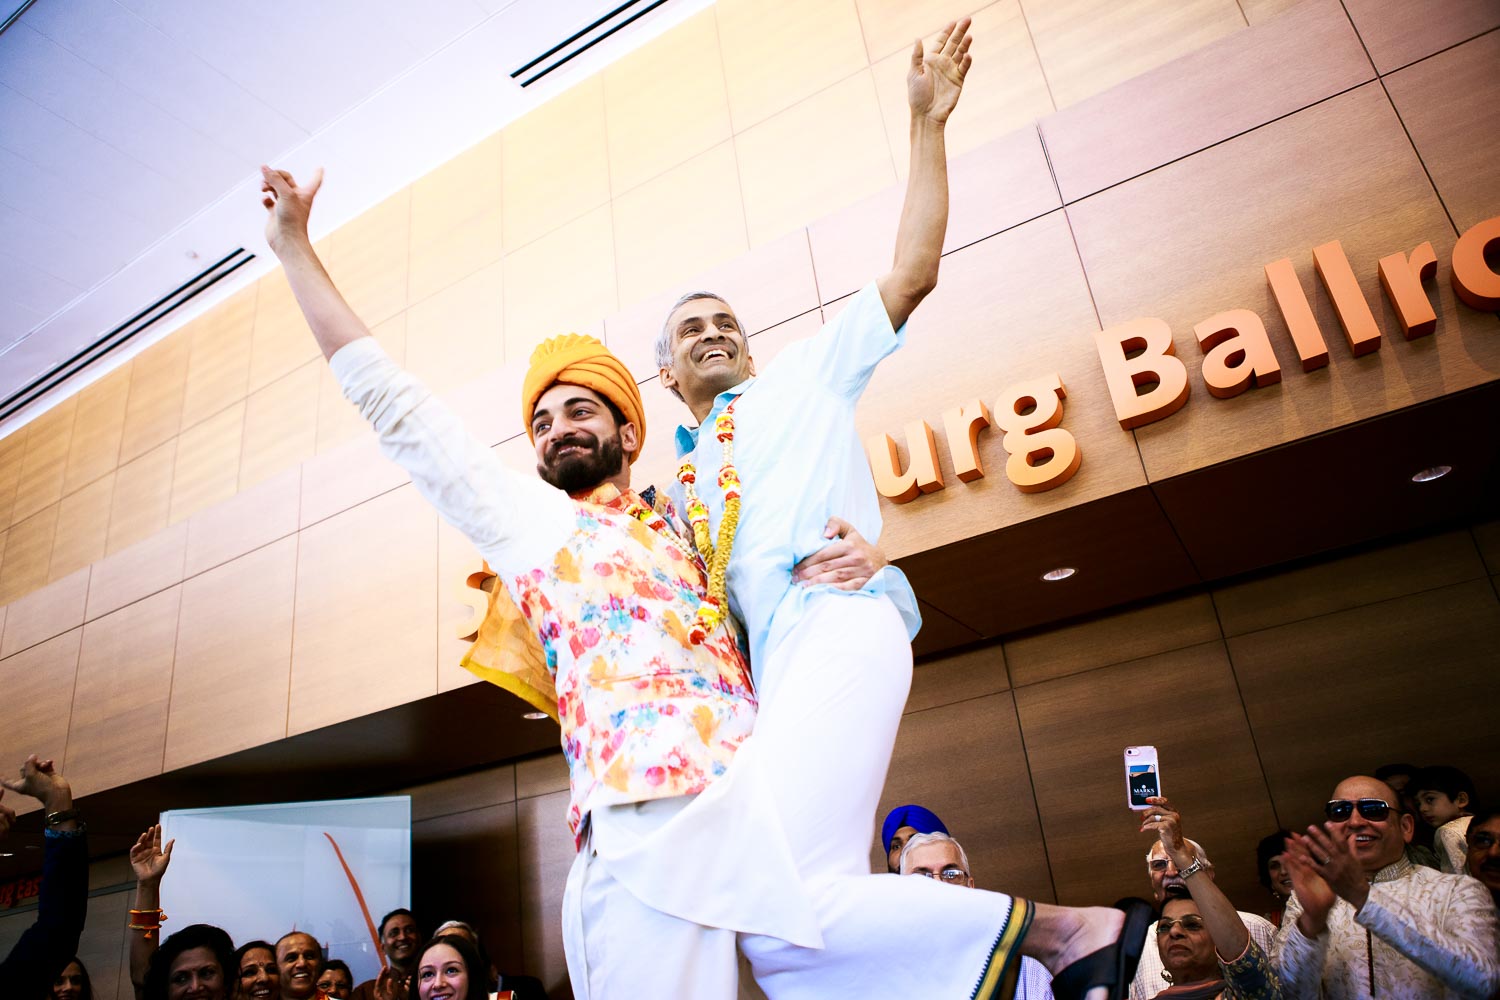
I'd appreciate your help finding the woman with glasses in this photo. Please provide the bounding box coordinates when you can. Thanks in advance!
[1141,796,1283,999]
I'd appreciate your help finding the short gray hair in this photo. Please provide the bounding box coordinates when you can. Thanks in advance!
[1146,837,1211,867]
[899,831,972,876]
[433,919,476,939]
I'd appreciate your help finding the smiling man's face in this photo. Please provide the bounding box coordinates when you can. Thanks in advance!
[660,297,754,407]
[276,932,322,1000]
[1328,776,1413,872]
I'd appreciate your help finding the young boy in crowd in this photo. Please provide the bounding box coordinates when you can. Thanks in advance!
[1412,765,1478,874]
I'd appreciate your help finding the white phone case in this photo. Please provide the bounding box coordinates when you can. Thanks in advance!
[1125,745,1161,810]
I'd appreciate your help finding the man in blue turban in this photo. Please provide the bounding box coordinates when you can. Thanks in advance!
[882,804,949,873]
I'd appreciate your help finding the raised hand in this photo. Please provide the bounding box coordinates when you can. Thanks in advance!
[130,824,174,884]
[907,18,973,126]
[260,164,325,254]
[0,790,13,839]
[374,965,410,1000]
[1282,846,1337,936]
[1139,795,1192,869]
[1292,823,1369,909]
[0,754,71,812]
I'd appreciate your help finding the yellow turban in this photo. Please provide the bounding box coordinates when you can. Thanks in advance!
[522,334,645,461]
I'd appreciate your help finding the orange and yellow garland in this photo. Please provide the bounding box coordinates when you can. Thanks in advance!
[676,403,742,644]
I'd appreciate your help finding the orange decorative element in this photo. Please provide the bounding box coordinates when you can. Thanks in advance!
[323,833,384,968]
[1264,257,1329,372]
[1378,242,1438,339]
[1093,318,1190,430]
[1312,240,1381,356]
[941,399,993,483]
[455,560,496,642]
[1193,309,1283,399]
[1451,214,1500,311]
[994,375,1080,494]
[866,422,943,504]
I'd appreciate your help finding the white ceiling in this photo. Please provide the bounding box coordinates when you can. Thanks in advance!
[0,0,710,429]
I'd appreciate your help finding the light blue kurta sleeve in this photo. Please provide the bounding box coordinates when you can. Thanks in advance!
[790,281,907,401]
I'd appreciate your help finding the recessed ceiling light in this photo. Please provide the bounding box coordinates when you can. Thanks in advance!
[1042,567,1076,582]
[522,711,549,721]
[0,852,12,858]
[1410,465,1452,482]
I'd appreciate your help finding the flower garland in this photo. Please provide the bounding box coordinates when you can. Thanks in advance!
[676,400,741,644]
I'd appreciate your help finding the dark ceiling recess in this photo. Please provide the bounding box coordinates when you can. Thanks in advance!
[0,248,255,425]
[511,0,671,87]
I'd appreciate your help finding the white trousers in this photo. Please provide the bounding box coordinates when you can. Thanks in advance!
[740,592,1029,999]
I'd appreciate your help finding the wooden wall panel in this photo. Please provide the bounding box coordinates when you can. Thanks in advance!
[1212,529,1489,636]
[248,253,325,394]
[876,691,1057,903]
[74,891,131,1000]
[1239,0,1308,22]
[325,187,411,328]
[1067,83,1500,482]
[0,566,88,659]
[856,0,988,61]
[1040,0,1373,202]
[1229,579,1500,829]
[87,521,187,621]
[48,474,113,582]
[515,789,574,997]
[905,643,1008,712]
[179,284,257,429]
[854,212,1148,559]
[1340,0,1500,74]
[1476,519,1500,575]
[611,142,748,305]
[184,465,300,579]
[315,314,405,455]
[408,132,503,307]
[603,8,733,197]
[289,485,437,735]
[436,519,485,694]
[1015,642,1277,907]
[502,77,610,252]
[0,429,26,528]
[403,261,504,400]
[603,228,820,384]
[12,396,76,525]
[167,536,296,770]
[502,206,616,359]
[0,628,82,811]
[106,439,175,556]
[808,124,1059,303]
[1383,30,1500,233]
[64,365,131,495]
[0,505,59,605]
[1005,593,1221,687]
[515,753,570,801]
[299,434,409,529]
[401,765,516,821]
[118,337,189,465]
[716,0,869,131]
[1021,0,1247,110]
[870,2,1054,180]
[168,400,244,525]
[239,361,319,490]
[412,803,527,977]
[67,586,179,798]
[735,70,895,247]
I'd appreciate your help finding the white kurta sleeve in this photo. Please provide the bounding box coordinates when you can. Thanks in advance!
[329,338,573,572]
[1270,894,1329,1000]
[1354,876,1500,999]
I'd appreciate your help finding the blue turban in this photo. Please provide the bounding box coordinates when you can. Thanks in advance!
[881,804,948,851]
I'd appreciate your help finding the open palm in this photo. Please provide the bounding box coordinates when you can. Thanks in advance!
[261,164,324,251]
[908,18,973,125]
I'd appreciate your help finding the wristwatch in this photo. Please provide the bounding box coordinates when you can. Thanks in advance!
[43,808,81,827]
[1179,858,1207,880]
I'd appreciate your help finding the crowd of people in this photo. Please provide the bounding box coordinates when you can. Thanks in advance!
[880,761,1500,1000]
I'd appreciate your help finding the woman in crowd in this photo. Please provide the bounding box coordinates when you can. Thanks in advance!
[316,959,354,999]
[409,936,488,1000]
[50,957,92,1000]
[1141,797,1283,999]
[233,941,279,1000]
[142,924,236,1000]
[1254,830,1293,927]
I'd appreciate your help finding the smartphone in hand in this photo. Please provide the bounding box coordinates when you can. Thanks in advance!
[1125,745,1161,810]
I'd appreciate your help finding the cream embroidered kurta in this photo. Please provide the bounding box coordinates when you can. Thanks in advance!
[1434,815,1472,875]
[1270,856,1500,999]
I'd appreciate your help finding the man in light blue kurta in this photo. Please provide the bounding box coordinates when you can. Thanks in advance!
[656,18,1147,1000]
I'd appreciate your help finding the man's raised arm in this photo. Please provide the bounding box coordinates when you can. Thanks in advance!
[260,165,369,359]
[876,18,972,332]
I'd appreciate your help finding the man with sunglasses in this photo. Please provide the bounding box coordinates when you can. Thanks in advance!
[1273,775,1500,999]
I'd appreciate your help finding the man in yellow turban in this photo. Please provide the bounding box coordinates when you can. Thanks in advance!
[260,165,890,998]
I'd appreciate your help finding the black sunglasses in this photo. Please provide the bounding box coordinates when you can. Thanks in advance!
[1325,798,1392,822]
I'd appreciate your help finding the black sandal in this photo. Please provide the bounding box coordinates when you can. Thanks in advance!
[1049,897,1155,1000]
